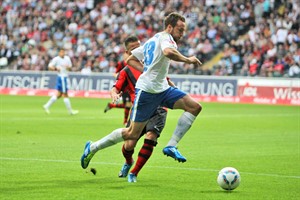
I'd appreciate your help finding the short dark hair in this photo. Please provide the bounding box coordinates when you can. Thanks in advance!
[164,12,185,28]
[124,35,139,50]
[58,47,65,52]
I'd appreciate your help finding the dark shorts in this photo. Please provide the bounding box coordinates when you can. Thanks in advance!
[122,91,131,104]
[143,106,167,137]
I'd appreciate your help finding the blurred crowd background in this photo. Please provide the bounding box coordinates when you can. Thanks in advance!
[0,0,299,78]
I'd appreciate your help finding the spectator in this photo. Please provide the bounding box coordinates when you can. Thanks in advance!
[288,60,300,78]
[81,59,93,75]
[249,58,259,76]
[0,0,298,79]
[273,58,285,77]
[260,56,274,77]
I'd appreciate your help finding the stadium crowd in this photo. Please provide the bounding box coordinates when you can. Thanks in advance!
[0,0,299,78]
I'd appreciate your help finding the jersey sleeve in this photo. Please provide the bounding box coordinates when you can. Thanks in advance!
[160,33,177,51]
[113,69,127,91]
[131,46,144,61]
[115,61,126,73]
[66,56,72,67]
[48,57,58,67]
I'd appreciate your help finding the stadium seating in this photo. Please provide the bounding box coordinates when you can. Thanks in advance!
[0,0,299,77]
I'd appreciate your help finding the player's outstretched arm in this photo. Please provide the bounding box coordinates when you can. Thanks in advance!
[126,55,144,72]
[110,87,122,103]
[163,48,202,66]
[48,64,56,71]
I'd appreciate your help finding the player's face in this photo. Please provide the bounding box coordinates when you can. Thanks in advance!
[124,41,140,60]
[58,49,65,58]
[126,41,141,55]
[170,20,186,42]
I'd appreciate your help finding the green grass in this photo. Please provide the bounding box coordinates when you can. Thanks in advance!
[0,95,299,200]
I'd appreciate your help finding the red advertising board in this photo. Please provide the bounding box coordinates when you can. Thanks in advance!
[237,79,300,105]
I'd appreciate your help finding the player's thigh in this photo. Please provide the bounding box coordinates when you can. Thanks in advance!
[124,121,148,140]
[173,94,201,114]
[56,76,68,94]
[61,77,68,93]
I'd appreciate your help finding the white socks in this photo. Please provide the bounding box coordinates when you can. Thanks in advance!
[90,128,124,153]
[63,98,73,113]
[167,112,196,147]
[44,96,74,113]
[44,95,57,108]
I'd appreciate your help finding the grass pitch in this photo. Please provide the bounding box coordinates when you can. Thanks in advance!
[0,95,299,200]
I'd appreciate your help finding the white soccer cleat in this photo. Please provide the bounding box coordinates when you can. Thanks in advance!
[43,105,50,114]
[70,110,79,115]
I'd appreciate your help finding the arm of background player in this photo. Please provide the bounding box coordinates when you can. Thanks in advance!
[48,58,57,71]
[126,54,144,72]
[111,69,127,103]
[66,57,73,71]
[167,77,176,87]
[110,87,122,103]
[48,63,56,71]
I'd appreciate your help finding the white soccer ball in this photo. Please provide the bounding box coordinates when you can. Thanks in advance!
[217,167,241,190]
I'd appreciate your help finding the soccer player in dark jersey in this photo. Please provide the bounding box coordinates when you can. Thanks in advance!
[103,49,131,125]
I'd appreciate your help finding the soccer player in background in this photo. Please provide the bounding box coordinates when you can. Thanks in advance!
[43,48,78,115]
[103,51,131,125]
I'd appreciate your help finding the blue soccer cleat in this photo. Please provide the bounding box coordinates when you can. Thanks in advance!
[163,146,187,162]
[118,161,134,178]
[128,173,137,183]
[81,141,95,169]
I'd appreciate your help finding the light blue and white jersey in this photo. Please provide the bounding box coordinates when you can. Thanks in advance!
[132,32,177,93]
[49,56,72,77]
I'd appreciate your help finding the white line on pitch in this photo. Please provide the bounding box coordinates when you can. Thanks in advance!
[1,157,299,179]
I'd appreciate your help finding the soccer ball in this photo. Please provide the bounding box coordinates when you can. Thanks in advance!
[217,167,241,190]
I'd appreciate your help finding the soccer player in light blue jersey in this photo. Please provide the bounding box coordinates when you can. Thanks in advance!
[43,48,78,115]
[81,12,202,182]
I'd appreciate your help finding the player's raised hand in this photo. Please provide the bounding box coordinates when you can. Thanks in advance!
[188,56,202,66]
[111,91,123,103]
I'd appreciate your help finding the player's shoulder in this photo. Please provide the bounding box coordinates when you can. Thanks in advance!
[64,55,71,60]
[159,32,171,40]
[52,56,59,60]
[50,56,59,62]
[144,32,168,45]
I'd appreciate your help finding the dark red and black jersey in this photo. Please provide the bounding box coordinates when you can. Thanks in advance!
[115,60,127,73]
[113,65,141,103]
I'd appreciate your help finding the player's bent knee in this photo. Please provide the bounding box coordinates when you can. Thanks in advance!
[145,132,158,141]
[188,102,202,116]
[122,131,140,140]
[196,103,202,114]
